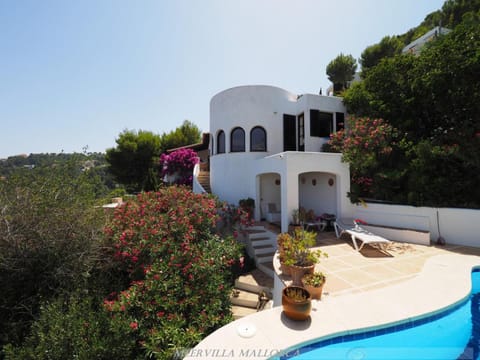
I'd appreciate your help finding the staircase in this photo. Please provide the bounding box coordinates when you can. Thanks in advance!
[197,171,211,193]
[243,225,277,277]
[230,224,278,319]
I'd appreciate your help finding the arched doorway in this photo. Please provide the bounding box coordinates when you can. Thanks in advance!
[258,172,281,221]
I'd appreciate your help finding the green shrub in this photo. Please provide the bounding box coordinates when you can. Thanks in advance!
[0,161,115,346]
[3,294,139,360]
[104,187,242,359]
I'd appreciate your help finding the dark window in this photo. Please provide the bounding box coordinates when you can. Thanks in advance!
[336,112,345,132]
[230,127,245,152]
[210,135,214,155]
[217,130,225,154]
[283,114,296,151]
[298,113,305,152]
[310,110,333,137]
[250,126,267,152]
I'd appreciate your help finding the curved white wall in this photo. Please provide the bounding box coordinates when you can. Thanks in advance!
[210,85,298,156]
[209,85,347,208]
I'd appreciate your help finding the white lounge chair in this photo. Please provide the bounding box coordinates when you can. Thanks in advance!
[345,227,391,251]
[333,218,355,238]
[266,203,281,223]
[334,219,391,252]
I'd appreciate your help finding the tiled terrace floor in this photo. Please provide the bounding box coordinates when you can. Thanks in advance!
[314,231,480,297]
[266,224,480,298]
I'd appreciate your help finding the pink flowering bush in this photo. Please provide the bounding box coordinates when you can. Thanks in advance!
[218,202,254,234]
[103,187,242,359]
[326,116,399,202]
[159,148,199,186]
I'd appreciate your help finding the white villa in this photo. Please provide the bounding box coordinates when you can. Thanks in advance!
[189,84,478,248]
[205,85,351,233]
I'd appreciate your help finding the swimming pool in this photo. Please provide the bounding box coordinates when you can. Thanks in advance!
[277,269,480,360]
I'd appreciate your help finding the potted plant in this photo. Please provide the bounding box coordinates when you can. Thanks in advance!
[277,232,294,275]
[283,228,327,285]
[282,286,312,321]
[302,272,326,300]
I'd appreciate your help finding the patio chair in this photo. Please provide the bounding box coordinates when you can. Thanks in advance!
[345,227,392,252]
[266,203,281,223]
[304,220,326,232]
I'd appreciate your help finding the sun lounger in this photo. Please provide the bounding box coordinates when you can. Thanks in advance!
[333,218,355,238]
[345,228,391,251]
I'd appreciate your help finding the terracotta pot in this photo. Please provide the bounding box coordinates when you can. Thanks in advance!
[303,281,325,300]
[280,262,291,276]
[290,264,315,286]
[282,286,312,321]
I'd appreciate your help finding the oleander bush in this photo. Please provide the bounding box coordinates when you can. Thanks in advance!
[103,187,242,359]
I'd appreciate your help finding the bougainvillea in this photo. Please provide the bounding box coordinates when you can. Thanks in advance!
[159,148,199,186]
[103,187,242,359]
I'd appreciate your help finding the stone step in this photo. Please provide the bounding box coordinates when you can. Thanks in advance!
[250,237,275,247]
[252,244,275,255]
[232,305,257,320]
[230,289,259,308]
[255,251,275,262]
[248,232,269,240]
[257,262,275,278]
[237,269,274,289]
[243,225,267,232]
[235,279,272,297]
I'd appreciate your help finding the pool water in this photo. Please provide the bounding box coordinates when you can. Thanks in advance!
[278,270,480,360]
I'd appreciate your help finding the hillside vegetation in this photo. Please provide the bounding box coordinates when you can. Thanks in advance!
[327,0,480,208]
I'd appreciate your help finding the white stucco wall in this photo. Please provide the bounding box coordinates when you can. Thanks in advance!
[210,153,257,205]
[209,85,346,157]
[299,172,337,216]
[297,94,346,152]
[210,85,298,156]
[353,203,480,247]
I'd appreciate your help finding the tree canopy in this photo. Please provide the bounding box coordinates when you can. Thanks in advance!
[359,36,403,77]
[338,14,480,208]
[105,130,162,193]
[159,120,202,153]
[325,53,357,95]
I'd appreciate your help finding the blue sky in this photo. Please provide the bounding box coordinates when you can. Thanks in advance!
[0,0,445,158]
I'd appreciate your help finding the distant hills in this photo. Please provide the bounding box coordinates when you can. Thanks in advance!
[0,152,107,177]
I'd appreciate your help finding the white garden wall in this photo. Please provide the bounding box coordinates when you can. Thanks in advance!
[352,203,480,247]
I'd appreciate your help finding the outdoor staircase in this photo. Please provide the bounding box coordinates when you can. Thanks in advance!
[231,270,274,319]
[197,171,211,193]
[230,224,277,319]
[243,225,277,277]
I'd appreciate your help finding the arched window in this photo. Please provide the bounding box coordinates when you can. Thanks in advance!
[230,127,245,152]
[250,126,267,152]
[217,130,225,154]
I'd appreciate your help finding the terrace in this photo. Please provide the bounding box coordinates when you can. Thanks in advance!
[185,229,480,360]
